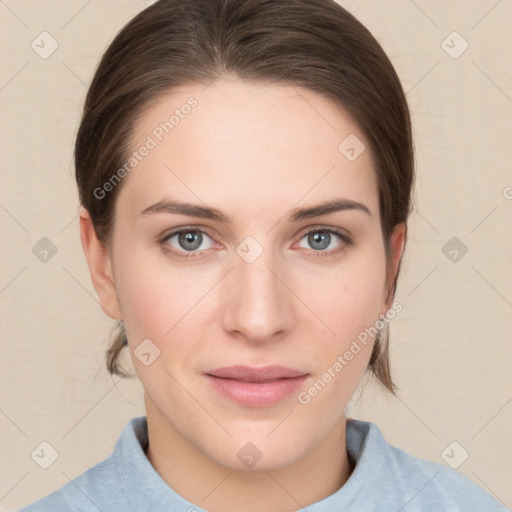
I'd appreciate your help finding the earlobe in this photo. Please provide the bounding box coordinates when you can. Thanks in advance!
[79,208,122,321]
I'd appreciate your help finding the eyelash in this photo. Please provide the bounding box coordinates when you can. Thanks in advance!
[158,225,353,260]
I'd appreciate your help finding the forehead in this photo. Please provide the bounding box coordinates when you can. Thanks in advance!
[118,76,379,220]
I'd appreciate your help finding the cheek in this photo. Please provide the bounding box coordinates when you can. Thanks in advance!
[295,245,387,387]
[295,264,385,415]
[112,240,219,356]
[299,252,387,339]
[111,239,176,339]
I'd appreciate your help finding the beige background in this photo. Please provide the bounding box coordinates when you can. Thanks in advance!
[1,0,511,510]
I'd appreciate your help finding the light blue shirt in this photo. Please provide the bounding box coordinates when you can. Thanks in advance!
[17,415,507,511]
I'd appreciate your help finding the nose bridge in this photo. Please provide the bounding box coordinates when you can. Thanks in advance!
[222,240,294,341]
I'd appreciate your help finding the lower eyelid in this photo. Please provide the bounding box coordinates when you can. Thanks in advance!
[160,227,351,257]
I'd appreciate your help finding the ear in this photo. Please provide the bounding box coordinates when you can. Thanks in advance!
[79,208,122,321]
[381,222,406,314]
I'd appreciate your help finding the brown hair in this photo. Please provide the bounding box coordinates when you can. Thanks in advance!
[75,0,414,393]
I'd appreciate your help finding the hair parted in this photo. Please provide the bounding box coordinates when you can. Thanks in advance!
[75,0,414,393]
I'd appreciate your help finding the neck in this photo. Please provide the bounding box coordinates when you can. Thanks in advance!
[144,398,353,512]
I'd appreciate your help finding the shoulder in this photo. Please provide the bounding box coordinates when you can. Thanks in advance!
[346,419,507,511]
[16,415,196,512]
[14,415,149,512]
[15,455,123,512]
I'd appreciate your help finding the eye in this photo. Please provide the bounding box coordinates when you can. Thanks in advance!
[161,228,216,258]
[296,227,352,257]
[159,225,352,260]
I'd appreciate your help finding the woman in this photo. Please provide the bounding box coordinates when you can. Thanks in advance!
[18,0,507,510]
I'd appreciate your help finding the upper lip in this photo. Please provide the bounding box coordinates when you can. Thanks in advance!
[206,365,308,382]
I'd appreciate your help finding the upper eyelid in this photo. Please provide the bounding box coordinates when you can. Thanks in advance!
[161,225,216,242]
[162,224,348,236]
[296,224,349,237]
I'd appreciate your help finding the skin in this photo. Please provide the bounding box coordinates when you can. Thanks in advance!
[80,75,405,512]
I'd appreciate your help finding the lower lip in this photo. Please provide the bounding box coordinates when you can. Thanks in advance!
[205,374,308,407]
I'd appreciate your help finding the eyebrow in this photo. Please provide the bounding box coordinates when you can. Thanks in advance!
[139,197,371,223]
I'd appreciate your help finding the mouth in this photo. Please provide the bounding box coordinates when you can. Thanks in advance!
[204,365,309,407]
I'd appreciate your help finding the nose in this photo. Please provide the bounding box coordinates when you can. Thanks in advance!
[220,247,296,345]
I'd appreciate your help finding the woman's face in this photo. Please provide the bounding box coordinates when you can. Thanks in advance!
[93,76,404,470]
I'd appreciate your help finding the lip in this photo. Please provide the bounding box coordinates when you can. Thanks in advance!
[204,365,309,407]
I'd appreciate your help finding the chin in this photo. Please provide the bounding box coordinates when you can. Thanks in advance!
[214,442,304,473]
[193,424,315,473]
